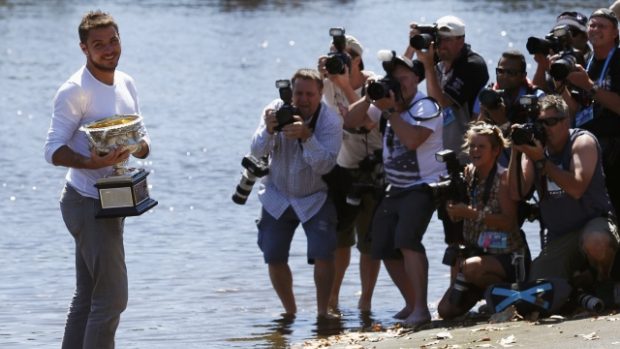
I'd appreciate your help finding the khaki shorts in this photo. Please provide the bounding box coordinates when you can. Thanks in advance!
[529,216,619,281]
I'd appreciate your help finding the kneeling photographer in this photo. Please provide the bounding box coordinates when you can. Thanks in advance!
[435,122,530,320]
[347,51,444,326]
[249,68,343,318]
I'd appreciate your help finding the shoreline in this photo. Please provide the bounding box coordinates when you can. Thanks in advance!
[293,310,620,348]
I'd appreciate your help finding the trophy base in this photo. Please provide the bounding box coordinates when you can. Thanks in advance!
[94,168,158,218]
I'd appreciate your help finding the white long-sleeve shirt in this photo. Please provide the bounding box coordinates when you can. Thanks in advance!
[44,66,144,199]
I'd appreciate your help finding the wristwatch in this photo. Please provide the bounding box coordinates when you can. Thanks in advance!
[381,108,396,120]
[534,157,547,172]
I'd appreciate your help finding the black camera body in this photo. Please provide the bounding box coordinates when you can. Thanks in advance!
[274,79,299,131]
[549,50,578,81]
[346,149,384,206]
[517,94,540,123]
[429,149,468,207]
[325,27,351,75]
[409,24,438,50]
[232,155,270,205]
[479,88,505,110]
[511,122,546,146]
[526,24,571,55]
[366,76,402,101]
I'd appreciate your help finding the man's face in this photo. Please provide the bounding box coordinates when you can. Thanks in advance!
[80,26,121,72]
[292,78,322,118]
[587,17,619,48]
[538,108,569,146]
[392,64,419,101]
[496,57,525,91]
[436,35,464,62]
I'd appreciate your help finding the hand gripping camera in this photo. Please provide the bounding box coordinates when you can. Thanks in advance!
[325,27,351,75]
[231,155,269,205]
[366,50,404,102]
[274,79,299,132]
[428,149,468,206]
[510,122,546,146]
[526,25,580,81]
[409,24,439,50]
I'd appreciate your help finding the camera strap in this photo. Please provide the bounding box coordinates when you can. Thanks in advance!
[298,104,323,150]
[470,162,497,208]
[385,96,442,151]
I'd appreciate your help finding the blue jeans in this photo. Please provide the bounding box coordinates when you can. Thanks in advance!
[59,184,128,349]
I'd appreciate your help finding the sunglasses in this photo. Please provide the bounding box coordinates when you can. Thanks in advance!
[538,116,566,127]
[495,67,522,77]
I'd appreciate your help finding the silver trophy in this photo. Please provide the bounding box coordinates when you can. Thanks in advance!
[80,114,157,218]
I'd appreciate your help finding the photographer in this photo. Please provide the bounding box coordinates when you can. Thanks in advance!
[507,95,618,289]
[473,50,545,166]
[317,33,383,312]
[561,9,620,221]
[436,122,529,320]
[250,68,342,318]
[347,53,444,327]
[532,11,591,92]
[406,15,489,254]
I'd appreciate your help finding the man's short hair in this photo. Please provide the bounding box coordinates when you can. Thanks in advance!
[500,50,527,74]
[79,10,119,44]
[292,68,324,91]
[539,95,569,118]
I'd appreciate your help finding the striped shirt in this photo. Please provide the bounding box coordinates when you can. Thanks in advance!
[251,100,342,223]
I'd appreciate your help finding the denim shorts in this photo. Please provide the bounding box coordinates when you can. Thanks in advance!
[257,199,337,264]
[370,184,435,259]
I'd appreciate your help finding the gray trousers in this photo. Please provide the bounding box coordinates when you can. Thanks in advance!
[59,184,128,349]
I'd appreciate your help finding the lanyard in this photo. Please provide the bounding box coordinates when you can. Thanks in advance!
[586,47,616,85]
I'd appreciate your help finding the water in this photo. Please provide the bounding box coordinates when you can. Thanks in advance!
[0,0,606,347]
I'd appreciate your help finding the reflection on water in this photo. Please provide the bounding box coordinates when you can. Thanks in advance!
[0,0,603,348]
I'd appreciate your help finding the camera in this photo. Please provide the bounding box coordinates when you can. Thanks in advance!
[518,94,540,121]
[274,79,299,131]
[232,155,269,205]
[366,50,404,101]
[479,88,505,110]
[450,272,473,305]
[366,76,402,101]
[510,122,545,146]
[325,27,351,75]
[549,50,578,81]
[409,24,438,50]
[442,244,479,266]
[576,293,604,313]
[346,149,384,206]
[429,149,468,207]
[526,24,571,55]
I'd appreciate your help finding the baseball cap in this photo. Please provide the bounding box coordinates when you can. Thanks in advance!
[590,8,618,28]
[345,35,363,56]
[436,15,465,37]
[393,55,425,82]
[555,11,588,33]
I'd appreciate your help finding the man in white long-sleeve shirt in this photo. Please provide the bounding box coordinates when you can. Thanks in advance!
[251,68,342,318]
[43,11,150,349]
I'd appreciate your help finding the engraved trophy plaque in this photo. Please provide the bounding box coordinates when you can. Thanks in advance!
[80,114,158,218]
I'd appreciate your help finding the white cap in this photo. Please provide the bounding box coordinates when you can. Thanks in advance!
[436,15,465,37]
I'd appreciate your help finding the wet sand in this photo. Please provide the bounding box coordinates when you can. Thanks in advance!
[293,310,620,348]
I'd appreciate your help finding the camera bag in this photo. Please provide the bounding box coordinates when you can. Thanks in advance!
[484,278,572,316]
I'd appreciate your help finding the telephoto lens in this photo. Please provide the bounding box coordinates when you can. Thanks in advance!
[232,169,258,205]
[576,293,604,313]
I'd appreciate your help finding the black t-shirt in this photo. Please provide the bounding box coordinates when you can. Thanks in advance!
[442,44,489,117]
[583,46,620,138]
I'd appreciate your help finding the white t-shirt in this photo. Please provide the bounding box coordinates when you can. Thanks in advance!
[44,66,143,199]
[323,75,383,168]
[368,91,446,188]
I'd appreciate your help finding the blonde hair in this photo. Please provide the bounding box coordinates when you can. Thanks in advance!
[463,121,510,153]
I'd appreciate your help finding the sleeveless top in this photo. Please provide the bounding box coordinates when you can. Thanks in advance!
[538,129,613,240]
[463,164,524,254]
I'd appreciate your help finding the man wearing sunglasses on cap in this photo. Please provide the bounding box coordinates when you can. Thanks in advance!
[507,95,618,288]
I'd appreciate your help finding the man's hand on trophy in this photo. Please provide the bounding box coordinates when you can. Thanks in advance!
[88,147,130,169]
[131,139,149,159]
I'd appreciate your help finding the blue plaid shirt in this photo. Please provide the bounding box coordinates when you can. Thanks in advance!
[251,100,342,223]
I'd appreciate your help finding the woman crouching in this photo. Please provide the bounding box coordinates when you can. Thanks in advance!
[437,122,530,320]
